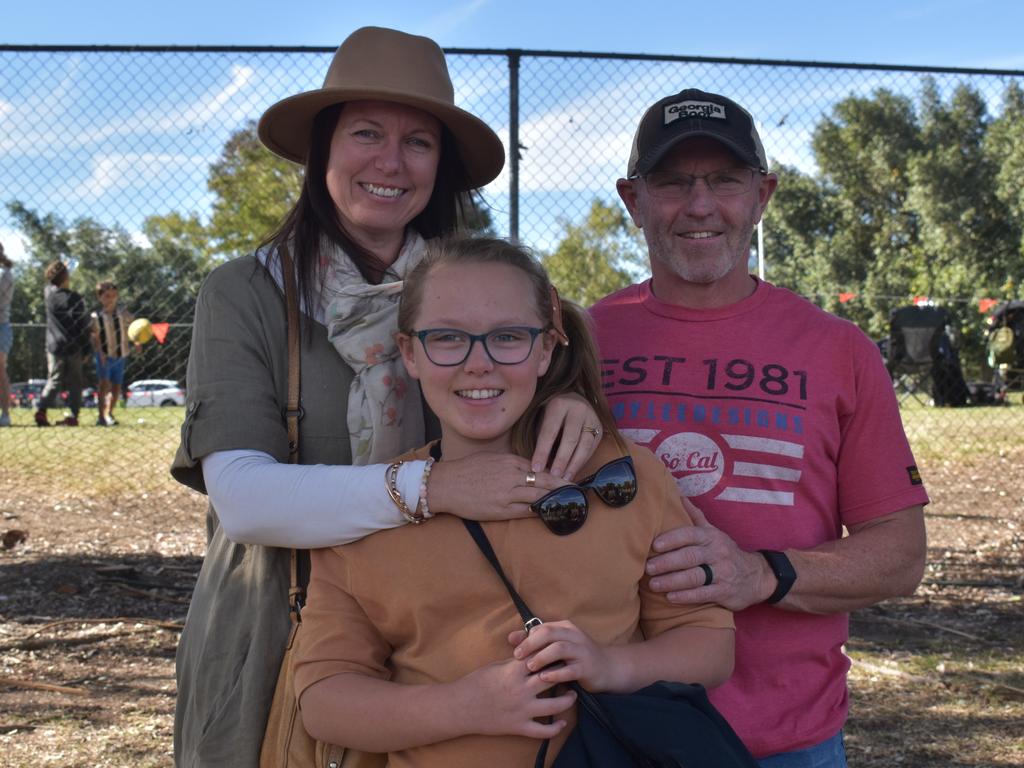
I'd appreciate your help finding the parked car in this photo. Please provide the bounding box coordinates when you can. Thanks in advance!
[10,380,98,409]
[125,379,186,407]
[10,379,47,408]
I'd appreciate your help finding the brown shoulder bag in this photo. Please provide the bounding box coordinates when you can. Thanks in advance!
[258,247,387,768]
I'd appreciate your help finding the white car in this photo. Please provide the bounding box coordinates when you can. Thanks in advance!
[125,379,186,407]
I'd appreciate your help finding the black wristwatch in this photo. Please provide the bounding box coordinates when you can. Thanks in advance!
[759,550,796,605]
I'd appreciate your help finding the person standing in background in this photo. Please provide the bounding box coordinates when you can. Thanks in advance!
[0,242,13,427]
[90,280,135,426]
[36,260,91,427]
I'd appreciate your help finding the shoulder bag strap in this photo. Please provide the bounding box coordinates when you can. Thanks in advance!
[461,520,650,768]
[281,244,303,623]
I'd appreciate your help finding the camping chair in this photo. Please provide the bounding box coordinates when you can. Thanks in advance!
[886,305,968,407]
[986,300,1024,400]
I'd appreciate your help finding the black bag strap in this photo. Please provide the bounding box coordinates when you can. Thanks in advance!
[462,519,542,634]
[461,520,654,768]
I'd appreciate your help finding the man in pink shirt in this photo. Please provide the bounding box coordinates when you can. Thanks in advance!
[590,89,929,767]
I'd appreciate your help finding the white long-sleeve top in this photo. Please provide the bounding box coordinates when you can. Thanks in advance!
[201,449,428,549]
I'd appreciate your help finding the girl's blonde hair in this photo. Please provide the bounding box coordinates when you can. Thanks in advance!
[398,236,621,458]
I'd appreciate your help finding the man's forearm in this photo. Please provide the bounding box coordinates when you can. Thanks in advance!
[772,505,926,615]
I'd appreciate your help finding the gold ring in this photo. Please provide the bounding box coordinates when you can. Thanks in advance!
[582,424,602,437]
[525,470,537,487]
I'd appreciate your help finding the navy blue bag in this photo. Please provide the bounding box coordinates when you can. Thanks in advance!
[462,520,758,768]
[541,679,758,768]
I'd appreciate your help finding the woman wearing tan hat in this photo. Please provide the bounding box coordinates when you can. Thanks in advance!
[169,26,602,767]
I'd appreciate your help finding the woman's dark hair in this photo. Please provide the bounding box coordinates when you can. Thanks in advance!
[398,236,622,459]
[262,103,481,329]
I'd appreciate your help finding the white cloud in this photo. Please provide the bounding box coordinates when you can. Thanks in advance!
[150,64,256,134]
[421,0,490,39]
[71,152,208,199]
[0,61,257,156]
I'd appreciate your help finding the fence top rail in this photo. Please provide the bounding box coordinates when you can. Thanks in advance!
[2,43,1023,78]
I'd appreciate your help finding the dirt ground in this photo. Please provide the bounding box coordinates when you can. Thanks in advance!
[1,459,1022,767]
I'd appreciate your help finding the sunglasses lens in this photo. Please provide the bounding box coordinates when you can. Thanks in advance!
[531,488,588,535]
[592,459,637,507]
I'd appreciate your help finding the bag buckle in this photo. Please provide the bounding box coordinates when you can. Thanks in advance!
[524,617,543,635]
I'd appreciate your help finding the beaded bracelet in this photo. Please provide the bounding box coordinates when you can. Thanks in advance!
[417,457,435,520]
[385,460,429,525]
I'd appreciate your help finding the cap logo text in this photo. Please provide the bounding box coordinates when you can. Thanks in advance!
[664,100,726,125]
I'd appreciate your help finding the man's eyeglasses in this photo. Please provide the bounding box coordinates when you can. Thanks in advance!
[632,167,762,199]
[410,326,547,367]
[530,455,638,536]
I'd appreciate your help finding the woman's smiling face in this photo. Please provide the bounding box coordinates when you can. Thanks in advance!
[398,261,555,459]
[325,100,442,261]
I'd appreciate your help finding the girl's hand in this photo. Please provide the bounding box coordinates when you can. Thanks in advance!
[456,657,576,739]
[508,620,619,692]
[428,453,565,521]
[532,392,603,480]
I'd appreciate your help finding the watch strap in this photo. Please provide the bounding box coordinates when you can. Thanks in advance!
[759,549,796,605]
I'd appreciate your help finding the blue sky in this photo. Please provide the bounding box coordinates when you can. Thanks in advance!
[5,0,1022,69]
[2,0,1022,262]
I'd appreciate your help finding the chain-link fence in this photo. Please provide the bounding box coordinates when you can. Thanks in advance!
[1,45,1022,511]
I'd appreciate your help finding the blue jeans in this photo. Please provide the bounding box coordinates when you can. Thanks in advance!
[758,731,847,768]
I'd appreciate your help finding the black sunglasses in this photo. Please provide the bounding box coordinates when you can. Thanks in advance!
[530,455,638,536]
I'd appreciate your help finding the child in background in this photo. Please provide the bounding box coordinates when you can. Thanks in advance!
[295,237,735,767]
[90,281,135,426]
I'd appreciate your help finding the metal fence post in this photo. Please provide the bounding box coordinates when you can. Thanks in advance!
[508,50,521,244]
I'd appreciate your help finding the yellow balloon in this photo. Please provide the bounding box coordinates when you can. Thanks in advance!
[128,317,154,344]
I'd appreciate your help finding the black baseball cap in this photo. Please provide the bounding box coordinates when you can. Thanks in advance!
[626,88,769,177]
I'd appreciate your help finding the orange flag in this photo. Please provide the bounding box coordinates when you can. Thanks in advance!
[838,292,856,304]
[978,298,999,314]
[151,322,170,344]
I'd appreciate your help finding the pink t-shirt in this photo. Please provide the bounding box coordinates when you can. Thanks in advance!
[590,278,929,757]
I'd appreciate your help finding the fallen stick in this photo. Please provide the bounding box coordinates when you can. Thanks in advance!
[855,660,1024,698]
[0,675,88,695]
[853,612,985,641]
[923,579,1016,588]
[0,618,184,653]
[21,617,184,640]
[0,723,39,733]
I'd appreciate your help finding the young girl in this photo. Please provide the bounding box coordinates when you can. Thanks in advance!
[294,237,735,767]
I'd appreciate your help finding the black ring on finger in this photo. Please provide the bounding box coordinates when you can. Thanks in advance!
[699,563,714,586]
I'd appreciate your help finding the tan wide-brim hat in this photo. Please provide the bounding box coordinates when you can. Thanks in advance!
[258,26,505,190]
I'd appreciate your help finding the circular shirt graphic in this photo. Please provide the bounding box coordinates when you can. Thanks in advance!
[655,432,725,497]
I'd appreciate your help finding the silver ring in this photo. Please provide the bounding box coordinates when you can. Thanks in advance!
[699,563,714,586]
[525,470,537,487]
[582,424,602,437]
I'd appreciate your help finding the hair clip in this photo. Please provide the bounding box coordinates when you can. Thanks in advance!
[549,285,570,346]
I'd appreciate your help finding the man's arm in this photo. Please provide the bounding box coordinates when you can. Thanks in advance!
[646,503,926,615]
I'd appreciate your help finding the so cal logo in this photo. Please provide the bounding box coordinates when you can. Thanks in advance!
[657,432,724,496]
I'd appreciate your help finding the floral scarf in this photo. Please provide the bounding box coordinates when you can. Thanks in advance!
[320,232,428,465]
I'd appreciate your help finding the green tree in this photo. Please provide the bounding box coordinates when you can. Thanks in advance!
[207,120,303,259]
[809,88,924,335]
[908,81,1016,298]
[543,199,648,307]
[761,164,838,305]
[985,80,1024,292]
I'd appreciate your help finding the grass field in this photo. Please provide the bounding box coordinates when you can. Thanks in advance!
[1,403,1022,766]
